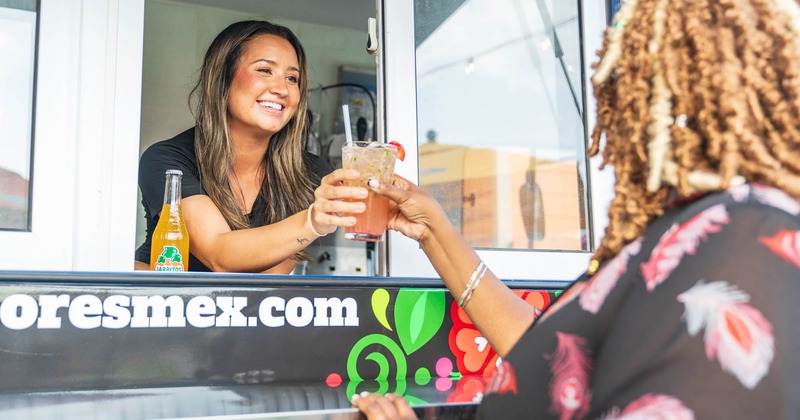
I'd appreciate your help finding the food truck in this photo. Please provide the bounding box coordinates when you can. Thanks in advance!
[0,0,612,417]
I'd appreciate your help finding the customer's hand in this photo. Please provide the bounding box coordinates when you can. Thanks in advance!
[368,174,449,243]
[351,392,417,420]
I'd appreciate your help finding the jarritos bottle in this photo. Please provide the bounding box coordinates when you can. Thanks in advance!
[150,169,189,272]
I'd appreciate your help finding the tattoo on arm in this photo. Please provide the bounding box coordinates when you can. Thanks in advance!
[297,237,309,245]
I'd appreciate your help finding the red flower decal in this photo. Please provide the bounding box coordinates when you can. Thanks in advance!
[446,375,486,404]
[449,290,551,378]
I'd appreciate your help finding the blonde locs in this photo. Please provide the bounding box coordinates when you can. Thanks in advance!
[589,0,800,269]
[189,20,314,262]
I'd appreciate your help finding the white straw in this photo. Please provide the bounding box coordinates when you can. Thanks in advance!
[342,104,353,145]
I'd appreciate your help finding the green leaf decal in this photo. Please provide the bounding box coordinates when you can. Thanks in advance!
[394,289,445,355]
[371,289,392,331]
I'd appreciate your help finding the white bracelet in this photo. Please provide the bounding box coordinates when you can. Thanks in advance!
[306,203,327,237]
[458,261,486,307]
[461,264,488,309]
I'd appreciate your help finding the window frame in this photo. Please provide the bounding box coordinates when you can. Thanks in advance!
[0,0,144,271]
[381,0,611,280]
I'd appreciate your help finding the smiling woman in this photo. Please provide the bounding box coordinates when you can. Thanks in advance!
[136,20,369,273]
[227,35,302,144]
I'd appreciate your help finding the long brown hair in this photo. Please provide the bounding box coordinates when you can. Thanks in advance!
[589,0,800,268]
[190,20,313,261]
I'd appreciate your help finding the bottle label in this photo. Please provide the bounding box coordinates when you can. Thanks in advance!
[154,245,185,272]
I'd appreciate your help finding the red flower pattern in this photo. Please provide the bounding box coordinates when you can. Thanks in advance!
[446,375,486,404]
[449,290,551,378]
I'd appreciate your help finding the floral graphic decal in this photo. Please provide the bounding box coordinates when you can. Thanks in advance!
[640,204,729,291]
[446,375,487,404]
[678,280,774,389]
[337,288,450,398]
[601,394,694,419]
[449,290,551,379]
[395,289,446,355]
[759,229,800,269]
[328,288,556,405]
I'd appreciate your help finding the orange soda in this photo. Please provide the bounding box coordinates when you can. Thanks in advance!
[150,169,189,271]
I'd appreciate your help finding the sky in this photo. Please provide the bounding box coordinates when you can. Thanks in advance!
[415,0,585,163]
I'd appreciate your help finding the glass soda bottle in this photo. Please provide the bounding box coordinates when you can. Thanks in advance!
[150,169,190,271]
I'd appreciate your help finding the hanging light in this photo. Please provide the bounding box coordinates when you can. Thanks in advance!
[540,37,552,51]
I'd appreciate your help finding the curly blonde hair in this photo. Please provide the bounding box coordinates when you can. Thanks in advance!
[589,0,800,269]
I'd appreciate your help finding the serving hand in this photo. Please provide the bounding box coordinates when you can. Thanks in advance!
[309,168,367,235]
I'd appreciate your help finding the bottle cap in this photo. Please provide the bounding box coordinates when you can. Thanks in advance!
[166,169,183,176]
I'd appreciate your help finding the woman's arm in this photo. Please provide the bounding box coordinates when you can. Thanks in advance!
[371,175,535,357]
[184,168,365,273]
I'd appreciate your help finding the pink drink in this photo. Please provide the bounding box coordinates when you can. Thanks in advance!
[342,141,398,242]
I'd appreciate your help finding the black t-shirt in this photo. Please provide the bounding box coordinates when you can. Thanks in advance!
[136,127,332,271]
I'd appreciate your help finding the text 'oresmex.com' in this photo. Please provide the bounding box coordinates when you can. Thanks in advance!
[0,294,359,330]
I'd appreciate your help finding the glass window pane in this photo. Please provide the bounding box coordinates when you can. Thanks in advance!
[0,0,36,231]
[415,0,589,251]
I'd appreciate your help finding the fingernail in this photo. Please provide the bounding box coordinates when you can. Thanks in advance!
[360,391,370,398]
[351,394,360,402]
[368,179,380,188]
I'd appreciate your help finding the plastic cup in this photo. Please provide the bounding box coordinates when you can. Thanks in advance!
[342,141,398,242]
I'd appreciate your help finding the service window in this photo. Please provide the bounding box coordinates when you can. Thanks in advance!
[137,0,381,275]
[384,0,610,280]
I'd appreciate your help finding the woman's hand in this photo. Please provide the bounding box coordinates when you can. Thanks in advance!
[310,168,368,235]
[368,174,448,243]
[351,392,417,420]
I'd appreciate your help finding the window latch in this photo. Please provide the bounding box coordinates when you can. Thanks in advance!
[366,17,379,55]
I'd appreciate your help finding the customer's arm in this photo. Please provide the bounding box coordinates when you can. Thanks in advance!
[371,175,536,357]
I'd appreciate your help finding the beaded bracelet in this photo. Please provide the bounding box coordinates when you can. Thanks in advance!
[458,261,487,308]
[306,203,327,237]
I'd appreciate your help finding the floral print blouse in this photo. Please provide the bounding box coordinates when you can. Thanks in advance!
[478,184,800,419]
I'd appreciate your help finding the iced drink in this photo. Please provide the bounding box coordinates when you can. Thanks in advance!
[342,141,398,241]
